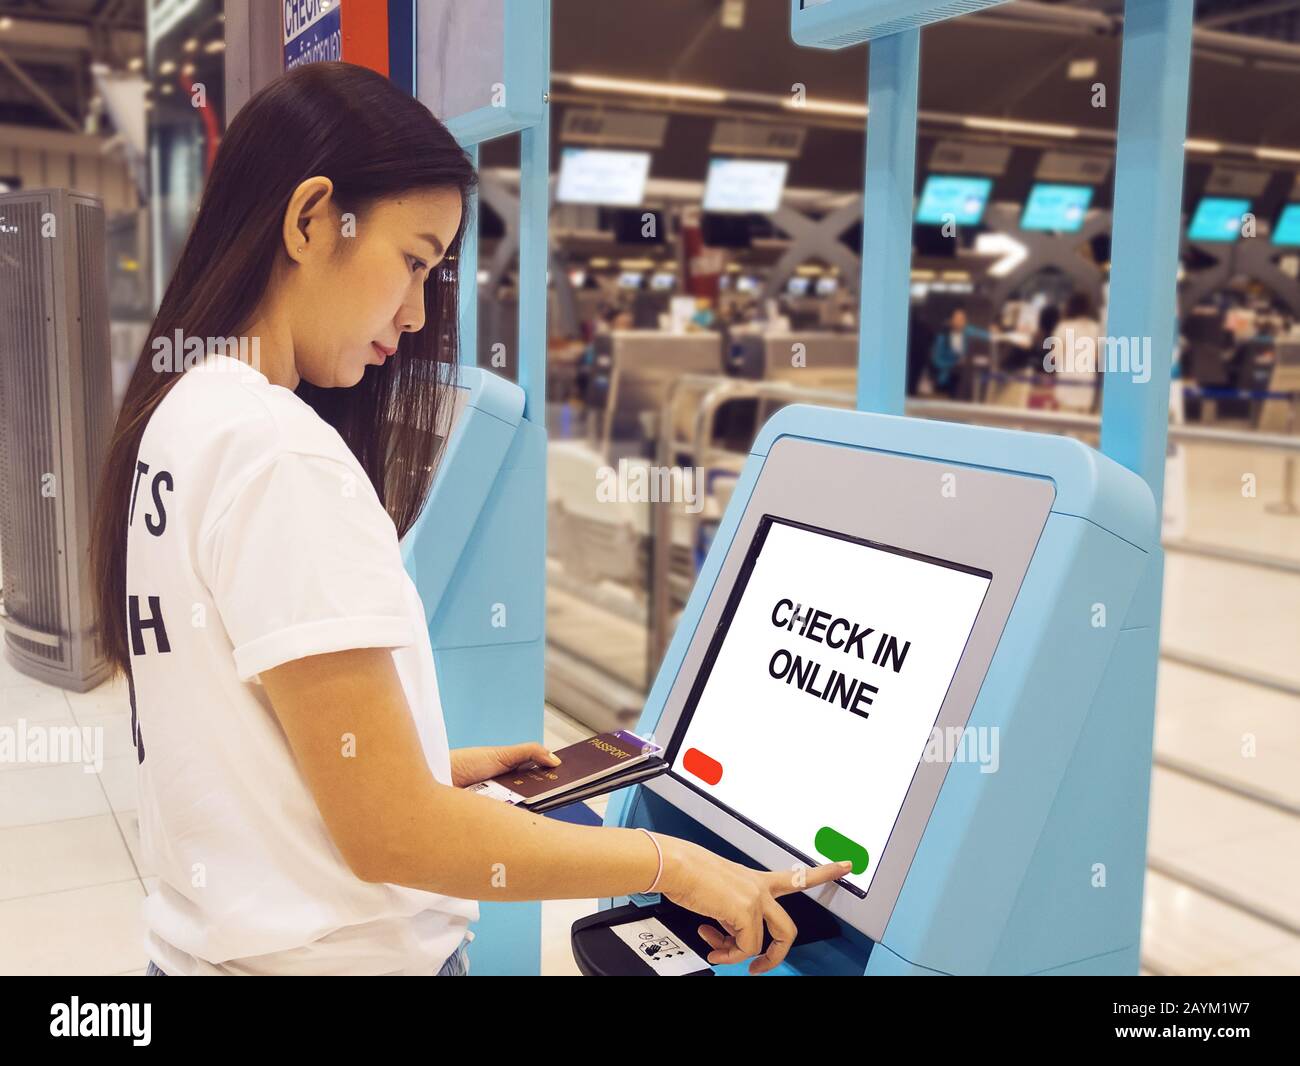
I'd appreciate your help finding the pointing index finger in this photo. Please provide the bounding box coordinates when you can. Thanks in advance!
[769,860,853,897]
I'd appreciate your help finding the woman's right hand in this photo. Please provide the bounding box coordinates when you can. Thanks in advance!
[653,835,852,975]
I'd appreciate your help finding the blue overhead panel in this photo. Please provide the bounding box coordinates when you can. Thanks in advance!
[790,0,1010,47]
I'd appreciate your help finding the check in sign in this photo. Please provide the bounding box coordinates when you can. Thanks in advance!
[283,0,342,69]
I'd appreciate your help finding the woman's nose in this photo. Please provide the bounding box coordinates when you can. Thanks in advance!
[398,292,426,334]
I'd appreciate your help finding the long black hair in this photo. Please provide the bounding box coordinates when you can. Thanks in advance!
[92,61,477,673]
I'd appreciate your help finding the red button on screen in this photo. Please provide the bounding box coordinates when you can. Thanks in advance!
[683,747,723,785]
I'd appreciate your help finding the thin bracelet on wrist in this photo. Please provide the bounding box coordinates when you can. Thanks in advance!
[637,827,664,893]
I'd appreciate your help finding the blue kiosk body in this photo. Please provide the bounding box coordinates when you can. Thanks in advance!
[602,408,1156,975]
[581,0,1193,977]
[401,366,546,977]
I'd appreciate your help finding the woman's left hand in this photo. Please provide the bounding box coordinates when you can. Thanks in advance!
[450,742,561,788]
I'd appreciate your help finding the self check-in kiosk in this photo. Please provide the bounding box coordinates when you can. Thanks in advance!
[572,0,1191,976]
[576,406,1155,975]
[401,366,544,744]
[400,365,546,976]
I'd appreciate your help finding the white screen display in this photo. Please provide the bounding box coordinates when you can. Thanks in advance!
[703,158,789,214]
[672,518,991,893]
[557,148,651,207]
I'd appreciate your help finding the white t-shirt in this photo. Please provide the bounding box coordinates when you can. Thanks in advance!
[125,352,478,975]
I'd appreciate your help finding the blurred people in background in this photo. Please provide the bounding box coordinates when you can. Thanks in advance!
[1036,303,1062,352]
[574,305,632,401]
[1048,292,1102,412]
[690,296,717,331]
[907,306,935,397]
[929,308,990,398]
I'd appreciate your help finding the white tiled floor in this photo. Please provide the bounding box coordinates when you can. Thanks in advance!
[1143,442,1300,976]
[1,441,1297,975]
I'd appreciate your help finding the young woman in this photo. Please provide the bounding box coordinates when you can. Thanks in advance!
[90,62,846,977]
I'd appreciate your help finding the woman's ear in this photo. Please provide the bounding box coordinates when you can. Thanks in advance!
[282,176,336,264]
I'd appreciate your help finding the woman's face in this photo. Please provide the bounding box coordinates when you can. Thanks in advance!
[286,186,463,388]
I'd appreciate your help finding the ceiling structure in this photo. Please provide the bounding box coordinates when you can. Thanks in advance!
[479,1,1300,203]
[0,0,1296,204]
[0,0,142,128]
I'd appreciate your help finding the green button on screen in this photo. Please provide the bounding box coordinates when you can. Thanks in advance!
[815,826,869,875]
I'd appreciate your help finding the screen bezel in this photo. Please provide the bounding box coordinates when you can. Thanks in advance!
[663,515,993,898]
[639,436,1055,941]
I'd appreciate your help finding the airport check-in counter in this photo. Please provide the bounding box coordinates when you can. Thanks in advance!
[573,403,1157,975]
[727,331,859,391]
[591,330,724,458]
[1258,338,1300,432]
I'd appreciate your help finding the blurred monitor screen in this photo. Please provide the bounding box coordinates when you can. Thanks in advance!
[1271,203,1300,246]
[737,276,760,294]
[787,277,811,296]
[650,272,676,290]
[815,276,839,295]
[703,158,789,214]
[1188,197,1250,243]
[1020,183,1093,232]
[916,175,993,226]
[618,271,644,289]
[557,148,651,207]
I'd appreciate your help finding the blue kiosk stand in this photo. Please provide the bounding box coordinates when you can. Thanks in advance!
[400,365,547,976]
[573,0,1192,976]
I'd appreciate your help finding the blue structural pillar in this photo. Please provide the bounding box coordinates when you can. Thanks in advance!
[856,28,920,416]
[1102,0,1192,630]
[1101,0,1192,511]
[1099,0,1193,967]
[476,4,550,975]
[460,143,480,367]
[517,61,551,420]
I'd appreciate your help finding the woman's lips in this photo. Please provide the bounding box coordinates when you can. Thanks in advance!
[371,342,396,361]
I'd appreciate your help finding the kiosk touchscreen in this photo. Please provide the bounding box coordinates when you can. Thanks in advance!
[574,404,1157,976]
[670,517,991,898]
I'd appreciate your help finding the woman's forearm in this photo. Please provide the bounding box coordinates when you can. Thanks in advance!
[361,780,665,902]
